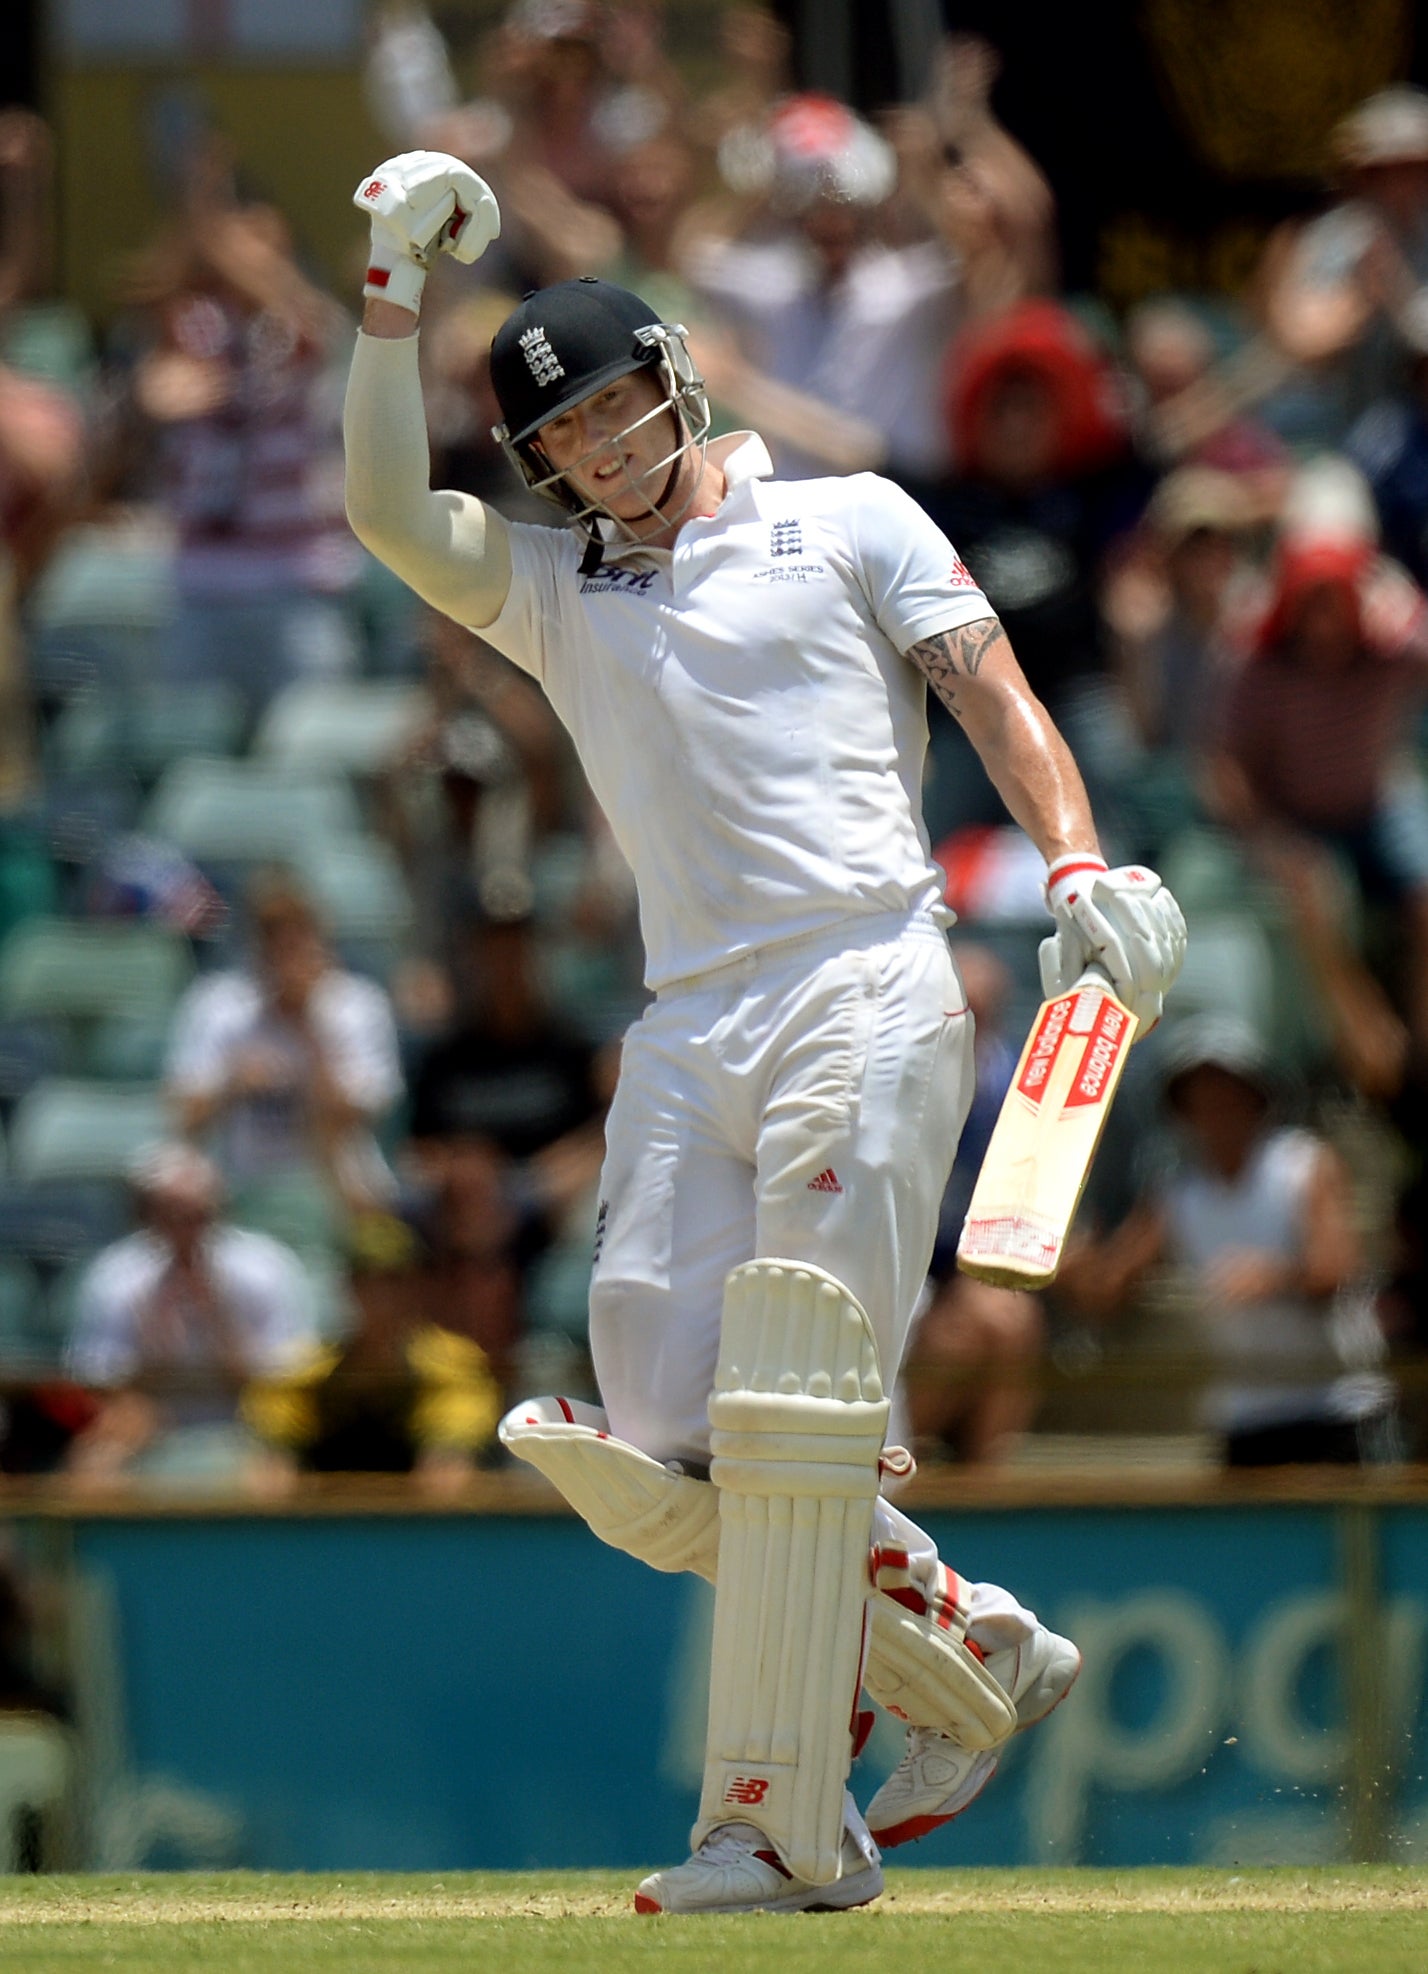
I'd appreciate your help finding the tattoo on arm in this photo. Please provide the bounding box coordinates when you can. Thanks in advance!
[906,618,1008,721]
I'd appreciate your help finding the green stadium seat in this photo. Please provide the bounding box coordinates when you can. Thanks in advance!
[0,918,192,1028]
[143,759,362,867]
[0,919,193,1028]
[24,516,174,705]
[7,1080,166,1185]
[254,680,425,777]
[294,834,413,952]
[49,684,247,786]
[25,516,173,633]
[1159,912,1276,1038]
[0,1254,45,1367]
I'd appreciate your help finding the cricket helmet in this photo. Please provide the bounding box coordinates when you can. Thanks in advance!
[489,277,710,521]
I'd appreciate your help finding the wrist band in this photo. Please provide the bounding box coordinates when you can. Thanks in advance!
[363,254,426,315]
[1045,853,1107,912]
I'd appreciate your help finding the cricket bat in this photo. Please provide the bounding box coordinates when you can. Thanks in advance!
[955,969,1137,1289]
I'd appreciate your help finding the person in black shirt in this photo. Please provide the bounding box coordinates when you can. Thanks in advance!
[406,902,612,1383]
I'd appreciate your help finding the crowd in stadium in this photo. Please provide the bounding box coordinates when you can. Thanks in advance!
[0,0,1425,1488]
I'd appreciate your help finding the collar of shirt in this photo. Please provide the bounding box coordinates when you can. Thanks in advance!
[591,430,773,562]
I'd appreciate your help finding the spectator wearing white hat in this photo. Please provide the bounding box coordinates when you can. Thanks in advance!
[64,1143,318,1483]
[684,45,1053,487]
[1263,84,1428,440]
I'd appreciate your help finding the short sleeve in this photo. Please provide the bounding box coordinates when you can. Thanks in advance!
[473,520,580,684]
[227,1235,320,1373]
[316,976,404,1114]
[164,976,239,1096]
[66,1245,144,1386]
[845,473,995,652]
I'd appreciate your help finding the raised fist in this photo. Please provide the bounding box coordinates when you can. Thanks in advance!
[354,151,501,313]
[1038,855,1187,1035]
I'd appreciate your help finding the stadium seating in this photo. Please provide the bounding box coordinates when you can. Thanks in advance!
[7,1080,166,1185]
[143,758,363,868]
[49,683,247,788]
[0,919,193,1028]
[254,679,425,777]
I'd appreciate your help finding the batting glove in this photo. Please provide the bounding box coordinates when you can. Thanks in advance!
[353,150,501,315]
[1038,854,1187,1034]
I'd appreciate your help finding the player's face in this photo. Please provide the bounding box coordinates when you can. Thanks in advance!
[537,370,683,526]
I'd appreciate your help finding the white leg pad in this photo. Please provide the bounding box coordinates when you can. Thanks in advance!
[498,1409,1016,1755]
[694,1259,887,1886]
[498,1395,720,1573]
[866,1545,1016,1748]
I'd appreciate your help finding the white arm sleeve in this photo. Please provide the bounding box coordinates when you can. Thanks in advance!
[343,329,513,629]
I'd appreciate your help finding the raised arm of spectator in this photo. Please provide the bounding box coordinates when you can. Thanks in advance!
[1259,214,1384,367]
[892,36,1057,309]
[498,161,623,285]
[688,324,887,474]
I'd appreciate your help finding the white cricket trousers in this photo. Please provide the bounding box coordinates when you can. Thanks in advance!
[588,907,1040,1656]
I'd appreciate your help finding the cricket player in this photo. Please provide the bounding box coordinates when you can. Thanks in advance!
[343,152,1186,1914]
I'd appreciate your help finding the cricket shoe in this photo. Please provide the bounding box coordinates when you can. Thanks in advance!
[865,1624,1081,1848]
[633,1805,883,1915]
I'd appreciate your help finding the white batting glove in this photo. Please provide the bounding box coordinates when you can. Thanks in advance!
[1038,854,1187,1034]
[353,151,501,315]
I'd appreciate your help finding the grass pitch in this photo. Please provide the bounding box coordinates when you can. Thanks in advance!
[0,1869,1425,1972]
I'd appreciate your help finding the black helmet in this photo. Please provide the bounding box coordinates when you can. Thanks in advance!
[489,277,709,519]
[491,279,664,444]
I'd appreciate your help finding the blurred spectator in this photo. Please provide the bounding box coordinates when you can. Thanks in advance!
[117,140,361,724]
[684,93,954,479]
[414,0,679,233]
[1205,496,1428,1079]
[1060,1021,1398,1466]
[363,3,462,151]
[1102,465,1257,760]
[886,36,1057,315]
[1122,297,1290,512]
[1347,327,1428,588]
[0,117,87,806]
[920,299,1145,838]
[495,0,677,203]
[688,5,791,158]
[405,901,612,1383]
[1261,85,1428,444]
[165,867,404,1212]
[901,943,1044,1464]
[63,1143,318,1483]
[242,1207,501,1495]
[379,612,566,967]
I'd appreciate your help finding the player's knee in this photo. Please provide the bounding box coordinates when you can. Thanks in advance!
[588,1273,714,1465]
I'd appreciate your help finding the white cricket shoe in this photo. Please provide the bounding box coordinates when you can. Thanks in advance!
[865,1624,1081,1849]
[634,1808,883,1915]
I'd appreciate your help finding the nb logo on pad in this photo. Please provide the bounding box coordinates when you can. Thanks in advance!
[724,1776,771,1806]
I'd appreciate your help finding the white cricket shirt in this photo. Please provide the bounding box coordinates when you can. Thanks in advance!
[479,434,994,989]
